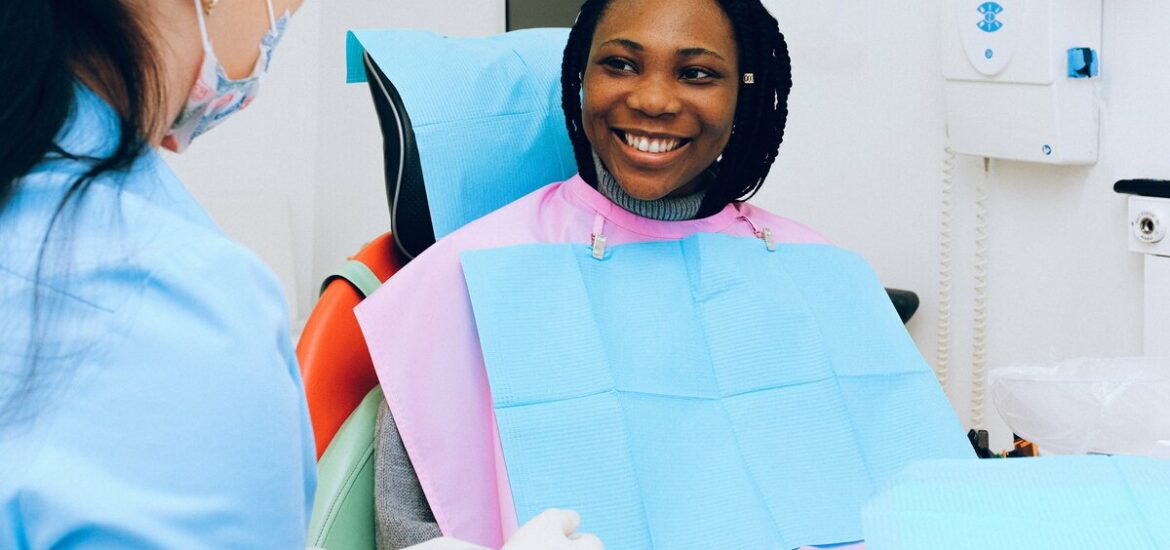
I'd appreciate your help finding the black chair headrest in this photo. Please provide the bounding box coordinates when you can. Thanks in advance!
[363,52,435,262]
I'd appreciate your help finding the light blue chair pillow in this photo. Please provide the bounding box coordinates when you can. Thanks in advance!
[346,28,578,240]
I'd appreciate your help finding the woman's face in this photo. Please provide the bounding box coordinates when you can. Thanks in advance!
[582,0,739,201]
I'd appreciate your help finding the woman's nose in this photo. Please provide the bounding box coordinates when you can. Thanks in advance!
[626,76,681,117]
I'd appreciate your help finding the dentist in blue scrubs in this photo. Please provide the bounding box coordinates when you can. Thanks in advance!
[0,0,313,547]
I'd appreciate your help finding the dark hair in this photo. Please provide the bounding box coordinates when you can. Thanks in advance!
[0,0,163,427]
[561,0,793,217]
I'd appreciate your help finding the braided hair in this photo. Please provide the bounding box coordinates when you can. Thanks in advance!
[561,0,792,217]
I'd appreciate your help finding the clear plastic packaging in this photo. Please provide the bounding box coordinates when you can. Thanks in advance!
[989,356,1170,457]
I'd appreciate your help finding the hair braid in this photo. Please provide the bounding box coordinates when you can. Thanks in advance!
[699,0,791,214]
[561,0,611,187]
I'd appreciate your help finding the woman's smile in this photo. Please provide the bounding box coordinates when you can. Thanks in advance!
[610,128,693,169]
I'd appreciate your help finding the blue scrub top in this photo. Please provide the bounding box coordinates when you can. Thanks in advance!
[0,86,316,548]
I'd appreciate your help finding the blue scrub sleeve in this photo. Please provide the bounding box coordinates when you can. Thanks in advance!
[11,238,316,549]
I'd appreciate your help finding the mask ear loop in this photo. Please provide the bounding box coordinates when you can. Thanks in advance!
[263,0,278,31]
[192,0,213,52]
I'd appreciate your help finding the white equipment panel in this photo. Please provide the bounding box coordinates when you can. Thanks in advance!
[942,0,1102,164]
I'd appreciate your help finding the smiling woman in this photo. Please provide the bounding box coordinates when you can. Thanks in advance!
[356,1,971,549]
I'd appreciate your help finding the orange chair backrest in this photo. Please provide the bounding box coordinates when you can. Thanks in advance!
[297,232,403,458]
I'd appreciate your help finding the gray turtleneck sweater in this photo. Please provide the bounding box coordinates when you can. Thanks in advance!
[593,154,707,221]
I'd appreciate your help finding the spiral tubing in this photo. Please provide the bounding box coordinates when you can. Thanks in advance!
[969,164,990,429]
[935,148,956,391]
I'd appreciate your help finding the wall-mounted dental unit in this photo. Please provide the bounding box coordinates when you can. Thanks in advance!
[942,0,1103,164]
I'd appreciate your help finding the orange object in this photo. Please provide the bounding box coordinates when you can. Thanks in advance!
[297,233,404,458]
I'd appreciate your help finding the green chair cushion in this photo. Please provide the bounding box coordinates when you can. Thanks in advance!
[308,386,383,550]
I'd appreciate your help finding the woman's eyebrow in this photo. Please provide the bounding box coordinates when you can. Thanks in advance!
[599,38,643,51]
[599,38,726,62]
[677,47,725,61]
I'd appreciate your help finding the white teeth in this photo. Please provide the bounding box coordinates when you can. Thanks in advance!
[623,133,682,154]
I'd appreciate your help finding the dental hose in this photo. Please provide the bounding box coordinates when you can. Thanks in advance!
[935,147,956,393]
[969,158,990,429]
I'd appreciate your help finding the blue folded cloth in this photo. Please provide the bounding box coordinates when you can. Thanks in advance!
[863,455,1170,549]
[461,234,973,549]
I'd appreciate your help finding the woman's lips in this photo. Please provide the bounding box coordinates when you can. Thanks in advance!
[610,129,692,169]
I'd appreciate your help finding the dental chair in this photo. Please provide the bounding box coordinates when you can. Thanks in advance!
[301,28,575,549]
[300,28,922,550]
[299,41,433,550]
[298,45,431,462]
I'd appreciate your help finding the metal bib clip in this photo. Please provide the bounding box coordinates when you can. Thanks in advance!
[760,228,776,252]
[591,234,608,260]
[590,213,608,260]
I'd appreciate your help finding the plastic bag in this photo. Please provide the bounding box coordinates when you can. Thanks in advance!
[989,356,1170,457]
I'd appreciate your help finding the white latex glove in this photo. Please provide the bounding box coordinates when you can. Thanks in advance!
[503,509,604,550]
[400,509,602,550]
[401,537,492,550]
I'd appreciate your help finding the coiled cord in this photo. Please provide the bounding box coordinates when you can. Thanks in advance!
[969,159,990,428]
[934,147,956,391]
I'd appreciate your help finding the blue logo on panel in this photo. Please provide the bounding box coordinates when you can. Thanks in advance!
[977,2,1004,33]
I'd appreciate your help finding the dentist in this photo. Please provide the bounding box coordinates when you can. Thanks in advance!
[0,0,313,547]
[0,2,600,548]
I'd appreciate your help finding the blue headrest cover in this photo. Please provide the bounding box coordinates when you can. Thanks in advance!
[346,28,579,240]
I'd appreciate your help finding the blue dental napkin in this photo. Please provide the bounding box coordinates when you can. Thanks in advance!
[863,455,1170,550]
[346,28,577,239]
[460,234,974,550]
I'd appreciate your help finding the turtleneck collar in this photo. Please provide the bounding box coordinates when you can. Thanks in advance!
[592,154,707,222]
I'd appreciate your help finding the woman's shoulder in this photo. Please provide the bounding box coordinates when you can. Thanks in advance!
[736,201,831,245]
[1,150,296,402]
[442,179,574,249]
[8,148,281,314]
[114,169,295,383]
[357,178,575,340]
[9,151,295,373]
[395,178,575,272]
[0,163,312,548]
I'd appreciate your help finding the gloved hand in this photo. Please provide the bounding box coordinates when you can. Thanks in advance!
[502,509,604,550]
[400,509,603,550]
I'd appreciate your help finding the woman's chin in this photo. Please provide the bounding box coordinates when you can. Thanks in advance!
[611,175,680,201]
[606,165,706,201]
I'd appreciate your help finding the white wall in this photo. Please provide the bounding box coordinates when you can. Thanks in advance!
[171,0,1166,449]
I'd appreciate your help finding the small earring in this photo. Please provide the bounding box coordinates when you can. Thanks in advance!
[202,0,220,16]
[742,73,755,84]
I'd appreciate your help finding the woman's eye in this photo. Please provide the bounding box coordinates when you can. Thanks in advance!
[602,58,637,73]
[680,67,717,81]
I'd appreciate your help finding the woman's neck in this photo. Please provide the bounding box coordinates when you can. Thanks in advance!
[593,154,706,222]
